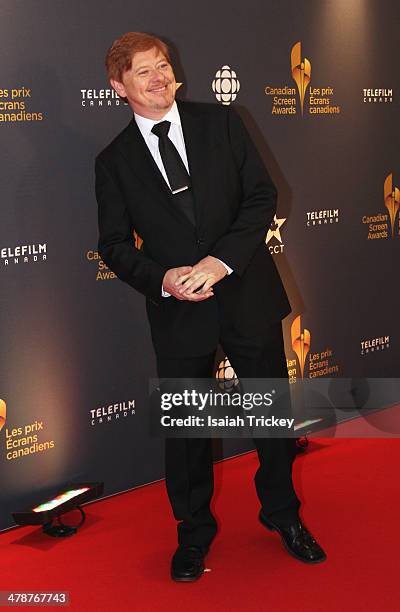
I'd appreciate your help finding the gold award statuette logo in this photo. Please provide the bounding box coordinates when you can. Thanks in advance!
[384,173,400,238]
[133,229,143,250]
[0,399,6,433]
[291,316,311,378]
[291,42,311,115]
[265,41,340,116]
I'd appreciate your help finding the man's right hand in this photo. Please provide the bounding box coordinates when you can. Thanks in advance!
[162,266,214,301]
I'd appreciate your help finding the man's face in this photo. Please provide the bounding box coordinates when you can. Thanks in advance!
[111,47,176,119]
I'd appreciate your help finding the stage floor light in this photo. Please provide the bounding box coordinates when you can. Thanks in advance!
[12,482,104,537]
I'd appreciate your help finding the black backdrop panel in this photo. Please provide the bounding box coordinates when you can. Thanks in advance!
[0,0,398,530]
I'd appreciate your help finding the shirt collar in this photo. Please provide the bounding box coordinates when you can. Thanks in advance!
[134,100,181,138]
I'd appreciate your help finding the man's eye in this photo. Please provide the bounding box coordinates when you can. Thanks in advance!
[138,71,149,76]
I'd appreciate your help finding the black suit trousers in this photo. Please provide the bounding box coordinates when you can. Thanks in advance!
[156,320,301,552]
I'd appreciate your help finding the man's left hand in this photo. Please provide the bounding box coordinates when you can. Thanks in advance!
[174,255,228,297]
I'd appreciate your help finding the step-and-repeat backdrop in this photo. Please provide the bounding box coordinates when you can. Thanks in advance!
[0,0,398,531]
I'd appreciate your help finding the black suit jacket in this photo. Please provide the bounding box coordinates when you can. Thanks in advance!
[95,100,291,358]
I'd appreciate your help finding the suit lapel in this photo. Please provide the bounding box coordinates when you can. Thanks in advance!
[118,117,196,233]
[177,100,210,233]
[118,101,214,236]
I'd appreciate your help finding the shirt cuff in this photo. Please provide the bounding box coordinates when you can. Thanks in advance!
[216,258,233,275]
[161,285,171,297]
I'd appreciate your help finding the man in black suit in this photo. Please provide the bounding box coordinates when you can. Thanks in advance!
[96,31,326,581]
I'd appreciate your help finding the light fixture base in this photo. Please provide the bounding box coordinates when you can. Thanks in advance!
[42,505,85,537]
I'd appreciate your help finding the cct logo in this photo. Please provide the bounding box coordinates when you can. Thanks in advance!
[265,214,286,254]
[0,399,6,433]
[212,66,240,105]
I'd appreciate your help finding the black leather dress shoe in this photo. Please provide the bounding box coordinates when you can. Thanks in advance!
[259,511,327,564]
[171,545,205,582]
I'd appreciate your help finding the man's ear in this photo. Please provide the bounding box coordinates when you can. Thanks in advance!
[110,79,127,99]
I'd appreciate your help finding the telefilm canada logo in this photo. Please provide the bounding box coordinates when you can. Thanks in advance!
[360,335,390,356]
[363,88,393,103]
[287,315,340,383]
[265,214,286,254]
[265,41,341,117]
[361,173,399,240]
[306,208,340,227]
[211,66,240,105]
[1,243,47,267]
[90,400,136,426]
[80,88,128,108]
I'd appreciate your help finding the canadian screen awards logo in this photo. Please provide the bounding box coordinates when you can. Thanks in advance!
[384,174,400,238]
[87,230,142,281]
[0,86,44,123]
[287,315,339,383]
[212,66,240,105]
[362,173,399,240]
[86,250,116,281]
[0,399,6,433]
[265,214,286,254]
[265,41,341,117]
[2,401,56,462]
[1,242,47,267]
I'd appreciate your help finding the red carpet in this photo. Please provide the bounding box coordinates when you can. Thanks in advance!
[1,438,400,611]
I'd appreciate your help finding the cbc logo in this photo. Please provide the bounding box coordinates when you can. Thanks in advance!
[215,357,239,391]
[212,65,240,105]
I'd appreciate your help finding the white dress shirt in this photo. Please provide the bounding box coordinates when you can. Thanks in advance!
[134,101,190,186]
[133,101,232,296]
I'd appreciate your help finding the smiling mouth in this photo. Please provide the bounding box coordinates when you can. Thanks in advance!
[148,85,169,93]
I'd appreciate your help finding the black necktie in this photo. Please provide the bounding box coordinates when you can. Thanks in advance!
[151,120,196,225]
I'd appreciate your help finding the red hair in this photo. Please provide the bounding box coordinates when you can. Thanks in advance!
[106,32,171,82]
